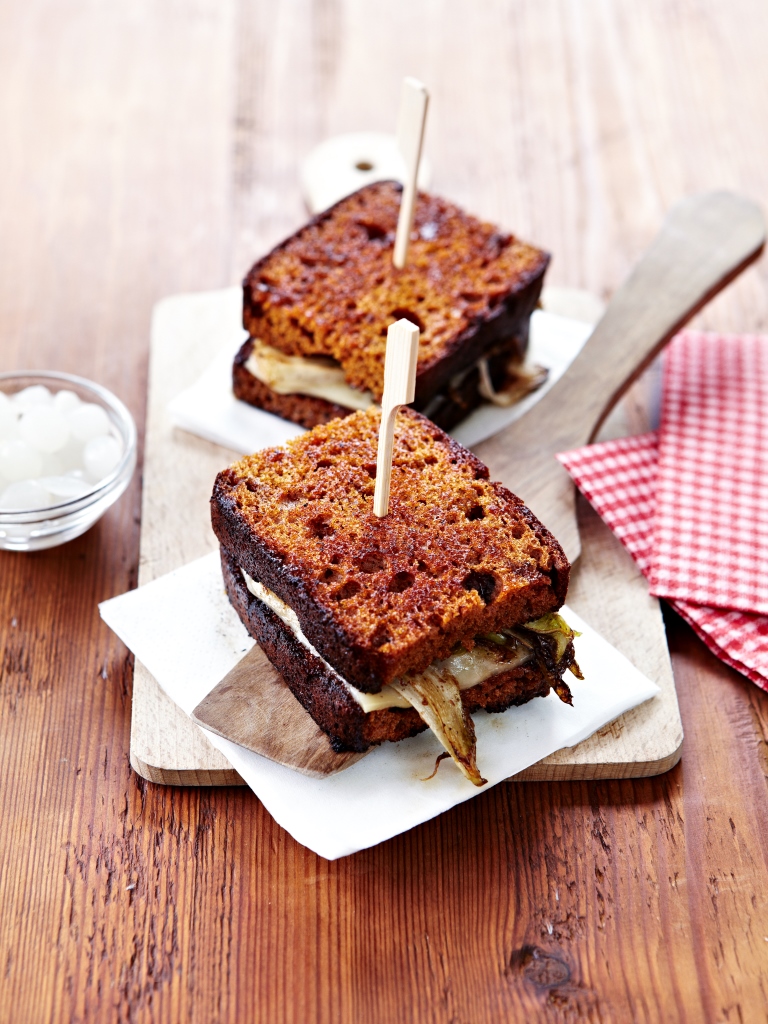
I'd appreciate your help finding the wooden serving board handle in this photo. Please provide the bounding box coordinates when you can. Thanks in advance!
[191,644,365,778]
[475,191,765,562]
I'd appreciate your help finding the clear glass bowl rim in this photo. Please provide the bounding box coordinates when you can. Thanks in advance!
[0,370,138,518]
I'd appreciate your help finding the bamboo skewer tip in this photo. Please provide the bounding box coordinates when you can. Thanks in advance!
[393,78,429,270]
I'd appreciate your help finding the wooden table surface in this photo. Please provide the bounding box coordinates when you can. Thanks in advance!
[2,2,768,1021]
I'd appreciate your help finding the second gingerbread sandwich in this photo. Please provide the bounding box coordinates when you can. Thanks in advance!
[235,181,549,432]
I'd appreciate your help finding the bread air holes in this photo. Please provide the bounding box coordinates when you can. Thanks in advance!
[462,570,498,605]
[334,579,361,601]
[487,231,511,255]
[390,308,425,333]
[356,220,387,242]
[308,515,334,538]
[321,567,339,583]
[357,550,386,573]
[289,317,314,342]
[466,504,485,521]
[388,571,414,593]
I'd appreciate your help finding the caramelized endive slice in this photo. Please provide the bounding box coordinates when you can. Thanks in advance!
[477,357,548,407]
[390,669,487,787]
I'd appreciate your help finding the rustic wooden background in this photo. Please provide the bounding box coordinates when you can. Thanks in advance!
[2,1,768,1021]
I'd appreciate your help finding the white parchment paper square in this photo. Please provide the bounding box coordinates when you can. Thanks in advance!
[100,553,661,860]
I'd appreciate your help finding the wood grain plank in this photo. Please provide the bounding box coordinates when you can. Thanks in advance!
[2,1,768,1021]
[0,2,239,1021]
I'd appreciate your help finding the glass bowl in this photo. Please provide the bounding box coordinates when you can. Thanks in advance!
[0,371,137,551]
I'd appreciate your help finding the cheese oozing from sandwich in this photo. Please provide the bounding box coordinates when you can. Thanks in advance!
[244,339,546,414]
[241,569,532,712]
[245,340,375,411]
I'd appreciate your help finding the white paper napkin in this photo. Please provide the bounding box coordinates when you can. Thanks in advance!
[164,287,592,453]
[100,552,661,860]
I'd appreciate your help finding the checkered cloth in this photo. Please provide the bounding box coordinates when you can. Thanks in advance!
[557,330,768,692]
[650,331,768,614]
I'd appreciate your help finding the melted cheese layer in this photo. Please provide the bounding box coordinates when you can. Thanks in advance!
[245,340,375,411]
[241,570,531,712]
[245,340,546,418]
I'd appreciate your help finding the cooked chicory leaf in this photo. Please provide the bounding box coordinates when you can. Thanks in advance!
[477,613,582,704]
[481,632,510,646]
[390,669,487,787]
[393,613,582,785]
[522,613,581,664]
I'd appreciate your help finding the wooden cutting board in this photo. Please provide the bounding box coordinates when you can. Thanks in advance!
[129,287,683,785]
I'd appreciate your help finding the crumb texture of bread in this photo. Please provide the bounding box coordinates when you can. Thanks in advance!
[212,408,569,691]
[220,545,552,753]
[242,181,548,404]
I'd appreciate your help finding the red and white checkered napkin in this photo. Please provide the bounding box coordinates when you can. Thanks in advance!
[558,433,768,691]
[651,331,768,614]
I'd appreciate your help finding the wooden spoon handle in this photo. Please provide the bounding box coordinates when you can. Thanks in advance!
[475,191,765,561]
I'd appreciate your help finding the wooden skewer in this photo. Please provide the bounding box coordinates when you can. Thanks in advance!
[393,77,429,270]
[373,319,420,517]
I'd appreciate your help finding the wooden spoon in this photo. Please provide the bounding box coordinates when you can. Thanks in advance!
[474,191,765,563]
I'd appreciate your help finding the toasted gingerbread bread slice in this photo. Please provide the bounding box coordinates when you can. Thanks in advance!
[211,407,569,693]
[220,546,553,753]
[240,181,547,409]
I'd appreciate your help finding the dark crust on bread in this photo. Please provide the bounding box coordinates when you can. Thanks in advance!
[211,408,570,691]
[221,546,552,753]
[241,181,548,405]
[232,335,526,433]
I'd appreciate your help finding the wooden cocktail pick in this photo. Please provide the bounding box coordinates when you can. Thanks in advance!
[373,319,420,517]
[393,77,429,269]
